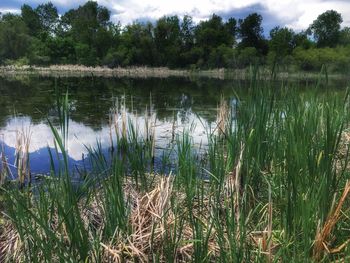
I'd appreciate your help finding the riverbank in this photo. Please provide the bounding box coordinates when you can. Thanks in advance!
[0,65,346,80]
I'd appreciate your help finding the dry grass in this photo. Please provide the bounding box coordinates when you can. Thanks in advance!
[224,142,244,235]
[2,143,349,262]
[0,222,22,263]
[103,177,175,262]
[313,180,350,260]
[15,128,31,187]
[0,139,11,185]
[0,65,228,79]
[1,65,344,81]
[216,96,230,137]
[1,163,250,262]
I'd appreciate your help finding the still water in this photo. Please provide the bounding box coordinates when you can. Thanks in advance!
[0,76,346,175]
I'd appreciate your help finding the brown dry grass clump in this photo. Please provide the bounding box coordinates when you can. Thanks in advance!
[1,167,251,262]
[313,180,350,260]
[101,176,220,262]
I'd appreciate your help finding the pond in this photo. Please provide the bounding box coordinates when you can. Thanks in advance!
[0,75,347,176]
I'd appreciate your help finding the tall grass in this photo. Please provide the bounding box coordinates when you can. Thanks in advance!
[1,70,350,262]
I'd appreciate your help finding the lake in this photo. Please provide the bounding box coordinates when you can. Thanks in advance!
[0,75,346,176]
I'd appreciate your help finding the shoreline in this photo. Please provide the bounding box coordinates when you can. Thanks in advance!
[0,65,226,79]
[0,65,346,80]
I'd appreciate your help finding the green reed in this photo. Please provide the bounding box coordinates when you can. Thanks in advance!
[2,68,350,262]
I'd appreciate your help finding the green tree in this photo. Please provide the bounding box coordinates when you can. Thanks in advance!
[269,27,295,56]
[0,14,31,62]
[179,15,198,67]
[208,44,235,68]
[62,1,111,44]
[59,1,115,65]
[268,27,295,65]
[154,15,181,67]
[194,14,236,66]
[309,10,343,47]
[21,4,42,37]
[27,37,50,65]
[238,13,268,55]
[293,31,313,49]
[180,15,195,51]
[195,14,235,52]
[35,2,59,35]
[46,36,76,64]
[339,27,350,46]
[107,22,156,67]
[225,17,237,44]
[237,47,259,67]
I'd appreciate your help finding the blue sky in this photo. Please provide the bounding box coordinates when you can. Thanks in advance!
[1,0,350,33]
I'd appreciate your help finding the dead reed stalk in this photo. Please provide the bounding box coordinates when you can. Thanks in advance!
[313,180,350,260]
[224,142,245,238]
[14,127,31,187]
[121,101,127,141]
[216,96,229,137]
[103,177,175,262]
[0,222,22,263]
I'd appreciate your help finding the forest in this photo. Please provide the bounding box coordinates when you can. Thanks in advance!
[0,1,349,72]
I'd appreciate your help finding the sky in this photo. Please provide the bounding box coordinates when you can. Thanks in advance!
[1,0,350,33]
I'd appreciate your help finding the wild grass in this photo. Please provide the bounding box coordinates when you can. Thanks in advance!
[0,139,11,185]
[1,70,350,262]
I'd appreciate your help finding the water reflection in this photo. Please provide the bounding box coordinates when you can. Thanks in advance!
[0,76,346,175]
[0,108,217,174]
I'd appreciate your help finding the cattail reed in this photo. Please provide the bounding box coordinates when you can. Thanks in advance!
[14,127,31,188]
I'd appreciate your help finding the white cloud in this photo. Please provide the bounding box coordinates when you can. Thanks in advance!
[97,0,350,30]
[2,0,350,31]
[273,0,350,30]
[0,8,20,15]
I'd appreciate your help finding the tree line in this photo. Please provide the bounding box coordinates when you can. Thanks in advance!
[0,1,349,72]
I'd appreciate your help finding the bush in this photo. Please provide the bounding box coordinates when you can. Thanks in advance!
[267,51,296,72]
[207,44,235,68]
[237,47,259,68]
[4,57,30,66]
[102,48,124,68]
[293,46,350,72]
[75,43,98,66]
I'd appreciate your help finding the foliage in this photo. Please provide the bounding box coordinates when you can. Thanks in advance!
[238,13,268,55]
[21,4,42,37]
[35,2,59,35]
[309,10,343,47]
[155,16,182,67]
[293,46,350,72]
[115,22,157,66]
[268,27,295,63]
[339,27,350,46]
[237,47,259,68]
[0,3,349,71]
[195,15,236,54]
[0,14,31,63]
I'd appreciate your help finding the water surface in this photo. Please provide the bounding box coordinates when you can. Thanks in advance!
[0,76,346,175]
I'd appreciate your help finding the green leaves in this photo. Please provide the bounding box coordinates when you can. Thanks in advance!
[309,10,343,48]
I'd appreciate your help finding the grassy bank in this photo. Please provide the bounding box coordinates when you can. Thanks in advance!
[1,75,350,262]
[0,64,347,81]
